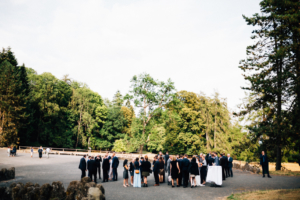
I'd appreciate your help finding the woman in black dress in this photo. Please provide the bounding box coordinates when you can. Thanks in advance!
[129,158,135,186]
[123,159,129,187]
[140,155,151,187]
[170,156,180,187]
[189,157,199,188]
[159,156,164,183]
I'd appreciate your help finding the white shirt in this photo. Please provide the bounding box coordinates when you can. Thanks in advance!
[46,148,50,152]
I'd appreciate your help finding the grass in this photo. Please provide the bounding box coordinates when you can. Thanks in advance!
[227,189,300,200]
[268,170,300,176]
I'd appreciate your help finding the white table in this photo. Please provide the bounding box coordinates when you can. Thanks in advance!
[206,166,222,186]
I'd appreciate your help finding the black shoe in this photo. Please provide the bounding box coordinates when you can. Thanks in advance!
[177,185,180,187]
[172,185,174,188]
[191,186,194,188]
[146,184,148,187]
[263,175,265,178]
[268,176,272,178]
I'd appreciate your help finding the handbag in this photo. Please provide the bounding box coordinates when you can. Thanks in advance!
[168,175,172,182]
[135,170,139,174]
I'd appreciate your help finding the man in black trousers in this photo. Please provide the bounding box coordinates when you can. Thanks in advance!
[95,155,102,180]
[102,155,110,182]
[88,156,98,183]
[176,155,183,186]
[112,153,119,181]
[78,155,87,179]
[220,153,228,180]
[260,151,271,178]
[182,154,190,188]
[153,156,160,186]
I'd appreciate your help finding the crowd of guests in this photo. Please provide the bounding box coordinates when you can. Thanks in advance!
[78,151,236,188]
[79,152,119,184]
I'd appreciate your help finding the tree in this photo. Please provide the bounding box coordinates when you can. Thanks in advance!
[124,73,176,154]
[239,0,296,170]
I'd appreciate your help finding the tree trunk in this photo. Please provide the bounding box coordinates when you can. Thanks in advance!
[276,146,281,171]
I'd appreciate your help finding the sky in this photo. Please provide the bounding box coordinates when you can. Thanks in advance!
[0,0,261,112]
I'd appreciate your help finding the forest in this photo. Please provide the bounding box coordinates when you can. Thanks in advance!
[1,1,300,167]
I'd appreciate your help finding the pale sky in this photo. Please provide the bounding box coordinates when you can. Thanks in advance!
[0,0,261,112]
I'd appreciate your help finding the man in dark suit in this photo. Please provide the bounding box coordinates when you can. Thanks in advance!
[153,156,160,186]
[88,156,97,183]
[206,153,213,166]
[102,156,110,182]
[95,155,102,180]
[260,151,271,178]
[177,155,183,186]
[182,154,190,188]
[227,154,233,177]
[112,153,119,181]
[164,151,169,172]
[78,155,87,179]
[220,153,228,180]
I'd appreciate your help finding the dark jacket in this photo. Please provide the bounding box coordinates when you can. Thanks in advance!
[164,154,169,165]
[129,162,134,172]
[177,159,182,170]
[112,156,119,168]
[79,157,87,170]
[153,160,160,173]
[207,156,214,166]
[134,161,140,169]
[189,162,199,175]
[228,157,233,168]
[220,156,228,167]
[182,158,190,171]
[102,158,110,170]
[95,156,102,167]
[260,155,269,166]
[141,161,151,172]
[88,160,97,173]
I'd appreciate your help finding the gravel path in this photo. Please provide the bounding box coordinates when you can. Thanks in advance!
[1,150,300,200]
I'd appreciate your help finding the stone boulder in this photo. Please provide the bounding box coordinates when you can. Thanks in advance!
[0,186,12,200]
[0,168,15,181]
[88,187,101,200]
[39,183,52,200]
[96,184,105,195]
[50,181,65,199]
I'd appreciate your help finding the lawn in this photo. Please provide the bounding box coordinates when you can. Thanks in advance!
[227,189,300,200]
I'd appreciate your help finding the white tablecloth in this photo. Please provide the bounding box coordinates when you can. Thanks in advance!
[206,166,222,186]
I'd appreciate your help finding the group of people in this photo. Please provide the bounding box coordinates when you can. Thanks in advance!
[78,150,274,189]
[122,151,234,188]
[78,152,119,184]
[7,146,17,157]
[36,146,51,159]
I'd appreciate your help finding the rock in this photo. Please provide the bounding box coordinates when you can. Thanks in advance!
[88,187,101,200]
[0,186,12,200]
[244,163,250,171]
[7,168,15,179]
[39,183,52,200]
[256,167,260,174]
[24,182,34,188]
[81,177,92,185]
[96,184,105,195]
[51,181,65,199]
[34,184,40,188]
[0,168,15,181]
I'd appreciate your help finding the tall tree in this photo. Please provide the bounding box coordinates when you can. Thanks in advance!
[125,73,176,154]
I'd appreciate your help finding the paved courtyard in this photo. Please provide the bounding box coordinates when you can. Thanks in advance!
[1,149,300,200]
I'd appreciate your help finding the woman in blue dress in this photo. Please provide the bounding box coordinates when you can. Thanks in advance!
[133,157,141,188]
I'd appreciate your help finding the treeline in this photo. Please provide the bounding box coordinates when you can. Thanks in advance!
[0,48,250,159]
[238,0,300,169]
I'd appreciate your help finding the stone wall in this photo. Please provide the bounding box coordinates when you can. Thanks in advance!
[0,167,15,181]
[0,177,105,200]
[233,162,261,174]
